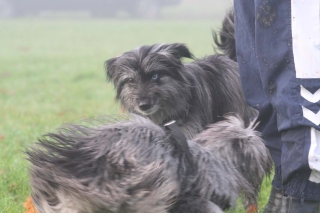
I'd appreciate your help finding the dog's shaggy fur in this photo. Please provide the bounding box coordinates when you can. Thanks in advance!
[27,115,271,213]
[213,9,236,62]
[105,43,256,140]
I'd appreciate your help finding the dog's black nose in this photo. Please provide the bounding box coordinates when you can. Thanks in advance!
[138,99,152,111]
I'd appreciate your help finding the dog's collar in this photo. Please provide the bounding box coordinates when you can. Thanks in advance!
[163,120,194,177]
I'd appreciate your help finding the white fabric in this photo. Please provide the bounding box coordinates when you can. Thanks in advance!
[309,128,320,183]
[309,170,320,183]
[302,106,320,125]
[291,0,320,78]
[300,86,320,103]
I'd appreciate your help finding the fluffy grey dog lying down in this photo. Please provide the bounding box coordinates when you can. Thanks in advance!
[27,115,271,213]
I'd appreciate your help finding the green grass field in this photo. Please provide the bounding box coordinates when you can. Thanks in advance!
[0,18,272,212]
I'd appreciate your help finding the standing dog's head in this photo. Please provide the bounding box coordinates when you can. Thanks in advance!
[105,43,194,123]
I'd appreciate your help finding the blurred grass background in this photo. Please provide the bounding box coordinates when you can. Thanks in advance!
[0,1,272,212]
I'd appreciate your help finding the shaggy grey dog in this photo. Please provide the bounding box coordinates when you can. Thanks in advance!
[105,43,256,140]
[27,115,271,213]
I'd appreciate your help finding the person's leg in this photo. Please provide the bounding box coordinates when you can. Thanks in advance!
[256,111,285,213]
[234,0,320,211]
[253,0,320,202]
[234,1,285,211]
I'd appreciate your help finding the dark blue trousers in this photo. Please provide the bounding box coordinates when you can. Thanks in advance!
[234,0,320,201]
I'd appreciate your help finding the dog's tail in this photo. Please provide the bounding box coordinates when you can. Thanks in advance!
[193,115,272,210]
[213,8,236,61]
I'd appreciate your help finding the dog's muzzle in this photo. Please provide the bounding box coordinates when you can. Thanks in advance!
[138,98,153,111]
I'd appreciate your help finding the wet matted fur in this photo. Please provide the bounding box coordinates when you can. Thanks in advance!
[105,43,256,140]
[27,115,271,213]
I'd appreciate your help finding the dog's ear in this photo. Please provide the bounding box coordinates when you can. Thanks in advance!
[105,57,118,81]
[158,43,194,60]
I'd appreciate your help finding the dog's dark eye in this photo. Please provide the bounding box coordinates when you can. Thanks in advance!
[151,74,159,81]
